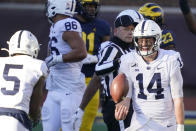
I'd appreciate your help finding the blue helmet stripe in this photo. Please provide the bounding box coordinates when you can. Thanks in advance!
[70,0,74,12]
[141,20,146,33]
[135,10,141,20]
[18,30,24,48]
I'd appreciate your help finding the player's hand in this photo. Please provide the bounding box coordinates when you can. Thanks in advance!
[82,54,98,64]
[45,54,63,68]
[72,108,84,131]
[115,97,130,120]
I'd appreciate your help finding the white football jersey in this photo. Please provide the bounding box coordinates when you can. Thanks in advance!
[47,18,85,92]
[119,49,183,120]
[0,55,48,114]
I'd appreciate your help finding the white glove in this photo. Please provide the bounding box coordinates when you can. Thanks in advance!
[82,54,98,64]
[72,108,84,131]
[45,54,63,68]
[177,124,184,131]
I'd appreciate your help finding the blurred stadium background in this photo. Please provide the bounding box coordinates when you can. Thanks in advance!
[0,0,196,130]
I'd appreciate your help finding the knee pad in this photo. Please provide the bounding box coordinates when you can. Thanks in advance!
[41,106,50,121]
[61,108,71,123]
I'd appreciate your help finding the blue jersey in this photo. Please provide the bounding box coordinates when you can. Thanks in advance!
[76,18,111,77]
[160,29,176,49]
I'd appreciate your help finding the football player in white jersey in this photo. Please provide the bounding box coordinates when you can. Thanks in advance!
[41,0,87,131]
[0,30,48,131]
[114,20,184,131]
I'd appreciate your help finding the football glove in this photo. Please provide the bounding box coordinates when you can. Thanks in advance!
[72,108,84,131]
[82,54,98,64]
[45,54,63,68]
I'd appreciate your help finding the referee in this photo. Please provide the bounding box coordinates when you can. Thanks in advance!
[72,9,144,131]
[95,10,143,131]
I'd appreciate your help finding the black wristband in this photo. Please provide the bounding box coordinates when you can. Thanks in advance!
[179,0,191,15]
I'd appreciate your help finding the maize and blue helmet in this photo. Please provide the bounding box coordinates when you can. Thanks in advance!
[138,3,164,26]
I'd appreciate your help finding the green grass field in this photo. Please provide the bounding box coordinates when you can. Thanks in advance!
[32,118,196,131]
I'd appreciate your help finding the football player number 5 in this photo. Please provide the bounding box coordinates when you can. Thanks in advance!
[1,64,23,95]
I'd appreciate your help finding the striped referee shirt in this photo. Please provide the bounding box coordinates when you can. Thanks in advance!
[95,36,133,98]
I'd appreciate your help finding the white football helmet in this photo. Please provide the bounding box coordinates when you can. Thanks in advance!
[116,9,144,25]
[46,0,76,19]
[7,30,40,58]
[133,20,162,56]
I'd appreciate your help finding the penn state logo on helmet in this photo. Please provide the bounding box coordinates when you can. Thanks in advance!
[7,30,40,58]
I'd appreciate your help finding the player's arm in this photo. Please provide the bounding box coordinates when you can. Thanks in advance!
[179,0,196,34]
[73,73,102,129]
[95,46,121,76]
[80,73,101,110]
[171,70,184,129]
[115,55,132,120]
[29,76,46,122]
[170,59,184,131]
[62,31,87,62]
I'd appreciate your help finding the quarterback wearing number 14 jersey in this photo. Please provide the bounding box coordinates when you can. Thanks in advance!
[120,49,183,130]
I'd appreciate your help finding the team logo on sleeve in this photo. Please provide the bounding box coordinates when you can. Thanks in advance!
[177,57,183,68]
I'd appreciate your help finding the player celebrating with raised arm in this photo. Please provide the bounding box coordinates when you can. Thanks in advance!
[115,20,184,131]
[41,0,87,131]
[74,0,110,130]
[0,30,48,131]
[179,0,196,35]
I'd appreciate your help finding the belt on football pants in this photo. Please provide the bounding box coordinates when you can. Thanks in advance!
[0,107,32,131]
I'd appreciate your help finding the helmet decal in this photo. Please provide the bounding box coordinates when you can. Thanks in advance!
[17,30,24,48]
[141,20,147,34]
[138,3,164,26]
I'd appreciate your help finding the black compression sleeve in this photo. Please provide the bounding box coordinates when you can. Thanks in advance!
[179,0,191,15]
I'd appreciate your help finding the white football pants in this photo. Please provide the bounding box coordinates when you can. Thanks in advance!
[0,116,29,131]
[125,112,176,131]
[41,90,83,131]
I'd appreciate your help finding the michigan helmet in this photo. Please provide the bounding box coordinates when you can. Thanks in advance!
[7,30,40,58]
[138,3,164,26]
[116,9,144,26]
[133,20,162,56]
[76,0,100,21]
[46,0,76,19]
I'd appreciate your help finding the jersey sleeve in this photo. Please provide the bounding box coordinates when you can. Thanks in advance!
[95,45,120,76]
[119,54,133,98]
[40,61,49,78]
[170,52,183,76]
[119,55,128,74]
[99,19,111,36]
[169,52,184,98]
